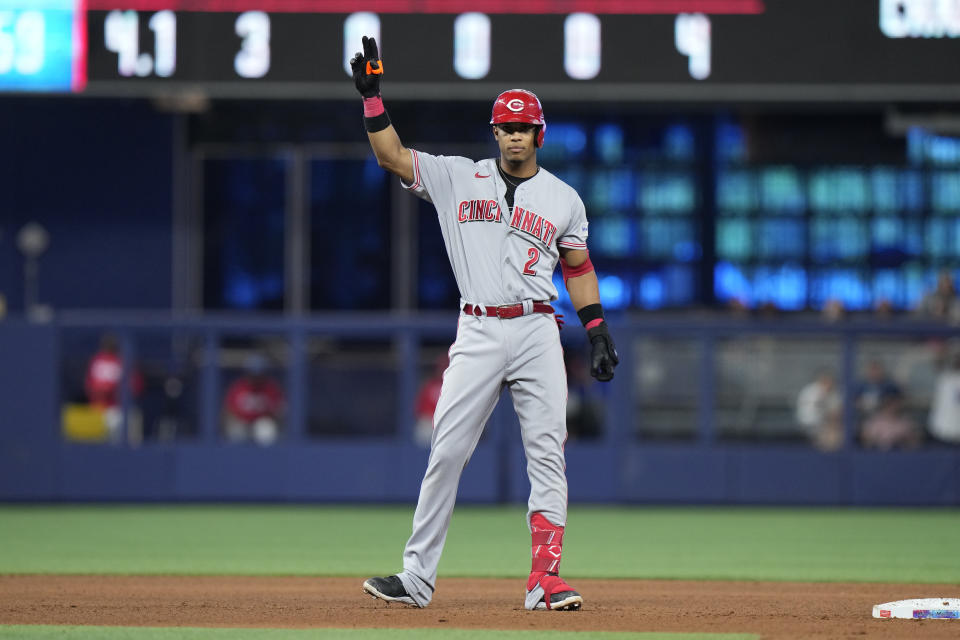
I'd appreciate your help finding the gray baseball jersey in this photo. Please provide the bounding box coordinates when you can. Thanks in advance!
[395,149,589,608]
[403,151,589,304]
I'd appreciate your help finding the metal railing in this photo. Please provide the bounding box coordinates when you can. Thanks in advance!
[44,311,960,450]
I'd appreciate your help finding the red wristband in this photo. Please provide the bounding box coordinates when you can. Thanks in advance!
[363,96,385,117]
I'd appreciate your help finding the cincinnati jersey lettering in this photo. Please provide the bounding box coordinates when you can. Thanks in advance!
[457,199,503,223]
[509,206,557,246]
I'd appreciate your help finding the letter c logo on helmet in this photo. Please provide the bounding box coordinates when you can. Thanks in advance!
[490,89,546,148]
[506,99,526,112]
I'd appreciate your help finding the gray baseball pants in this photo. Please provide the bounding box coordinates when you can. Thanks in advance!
[397,311,569,607]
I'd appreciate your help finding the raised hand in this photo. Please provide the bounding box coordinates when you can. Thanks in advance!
[350,36,384,98]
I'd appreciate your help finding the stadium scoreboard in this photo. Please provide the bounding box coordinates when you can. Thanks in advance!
[4,0,960,100]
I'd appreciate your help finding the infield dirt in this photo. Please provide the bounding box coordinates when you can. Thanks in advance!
[2,575,959,639]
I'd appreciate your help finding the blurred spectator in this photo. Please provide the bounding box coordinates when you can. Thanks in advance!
[821,298,846,323]
[874,298,895,321]
[757,301,780,320]
[915,270,960,323]
[855,359,902,419]
[929,351,960,445]
[222,354,285,445]
[565,351,603,439]
[860,390,921,450]
[85,335,144,408]
[413,353,448,447]
[84,334,144,444]
[796,369,843,452]
[727,297,751,318]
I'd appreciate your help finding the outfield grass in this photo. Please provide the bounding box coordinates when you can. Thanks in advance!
[0,628,758,640]
[0,505,957,583]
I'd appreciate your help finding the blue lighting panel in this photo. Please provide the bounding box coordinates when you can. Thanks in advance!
[717,170,758,212]
[591,217,634,257]
[0,0,81,92]
[810,269,871,310]
[637,266,694,309]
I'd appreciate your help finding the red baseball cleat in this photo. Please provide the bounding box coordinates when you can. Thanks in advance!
[526,572,583,611]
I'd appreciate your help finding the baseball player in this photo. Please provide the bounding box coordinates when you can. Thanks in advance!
[351,36,618,611]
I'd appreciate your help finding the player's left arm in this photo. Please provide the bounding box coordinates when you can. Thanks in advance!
[560,248,600,308]
[559,247,619,382]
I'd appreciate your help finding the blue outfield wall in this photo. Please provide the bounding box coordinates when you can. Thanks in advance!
[3,440,957,505]
[0,314,959,504]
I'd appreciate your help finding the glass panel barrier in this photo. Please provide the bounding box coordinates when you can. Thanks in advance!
[716,336,842,447]
[635,337,698,441]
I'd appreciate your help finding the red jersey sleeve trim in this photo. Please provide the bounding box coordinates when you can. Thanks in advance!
[404,149,422,191]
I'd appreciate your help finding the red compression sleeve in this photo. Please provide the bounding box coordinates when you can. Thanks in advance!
[559,253,594,283]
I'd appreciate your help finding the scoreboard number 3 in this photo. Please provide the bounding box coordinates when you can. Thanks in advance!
[234,11,270,79]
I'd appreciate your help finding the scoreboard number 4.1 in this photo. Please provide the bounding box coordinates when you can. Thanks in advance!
[102,10,271,79]
[104,10,175,77]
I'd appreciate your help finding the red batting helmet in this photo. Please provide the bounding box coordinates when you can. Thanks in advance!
[490,89,546,147]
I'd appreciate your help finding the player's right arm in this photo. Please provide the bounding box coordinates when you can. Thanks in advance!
[367,126,414,184]
[350,36,414,184]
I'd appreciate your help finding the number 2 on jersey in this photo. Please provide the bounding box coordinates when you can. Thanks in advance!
[523,247,540,276]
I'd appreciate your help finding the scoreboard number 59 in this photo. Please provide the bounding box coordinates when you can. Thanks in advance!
[0,10,46,76]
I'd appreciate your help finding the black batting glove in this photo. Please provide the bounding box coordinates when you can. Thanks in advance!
[587,323,619,382]
[350,36,384,99]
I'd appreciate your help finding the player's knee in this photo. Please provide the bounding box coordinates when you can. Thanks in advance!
[428,442,473,472]
[528,451,565,476]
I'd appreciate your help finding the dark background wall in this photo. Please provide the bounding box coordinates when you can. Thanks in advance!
[0,98,173,311]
